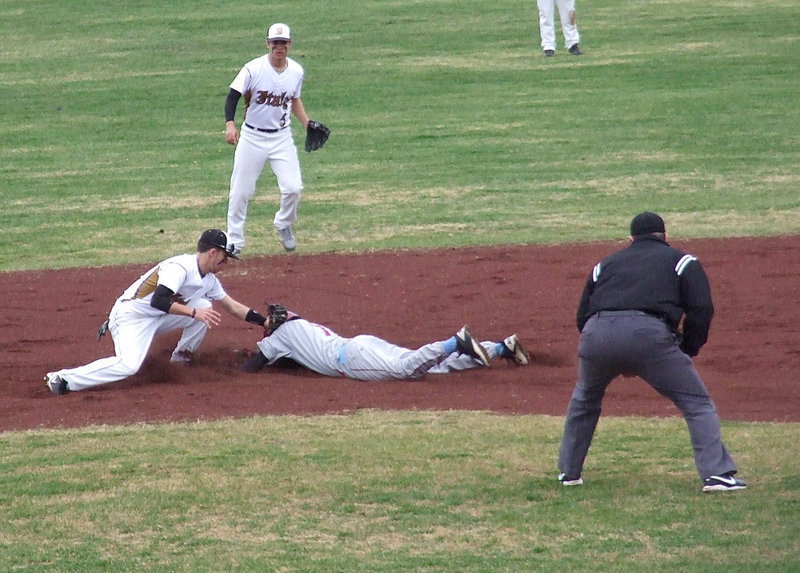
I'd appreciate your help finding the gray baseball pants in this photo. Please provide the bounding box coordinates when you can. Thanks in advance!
[558,311,737,481]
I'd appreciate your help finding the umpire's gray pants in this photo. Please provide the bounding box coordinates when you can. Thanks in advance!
[558,311,737,482]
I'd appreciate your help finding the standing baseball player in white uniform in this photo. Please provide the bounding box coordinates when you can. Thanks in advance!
[44,230,272,395]
[239,305,531,380]
[225,23,321,254]
[536,0,583,56]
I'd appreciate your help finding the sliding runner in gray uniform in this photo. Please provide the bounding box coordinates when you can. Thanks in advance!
[239,309,530,380]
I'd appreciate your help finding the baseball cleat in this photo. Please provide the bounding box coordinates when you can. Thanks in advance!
[702,473,747,492]
[455,326,490,367]
[558,473,584,486]
[543,49,555,57]
[568,43,583,55]
[44,372,69,395]
[502,334,530,365]
[170,350,194,364]
[276,226,296,252]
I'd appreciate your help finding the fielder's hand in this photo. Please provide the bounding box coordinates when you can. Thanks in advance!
[194,307,222,328]
[225,121,239,145]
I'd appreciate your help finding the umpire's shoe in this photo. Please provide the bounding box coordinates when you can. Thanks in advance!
[702,473,747,492]
[455,326,490,367]
[45,372,69,395]
[558,473,584,486]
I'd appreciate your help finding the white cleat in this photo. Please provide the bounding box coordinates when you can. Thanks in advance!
[44,372,69,395]
[276,226,296,252]
[502,334,530,365]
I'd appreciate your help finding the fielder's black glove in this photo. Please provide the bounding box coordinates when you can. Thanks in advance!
[264,303,290,336]
[305,120,330,152]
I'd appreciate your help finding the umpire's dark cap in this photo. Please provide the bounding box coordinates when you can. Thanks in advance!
[630,212,666,236]
[198,229,240,259]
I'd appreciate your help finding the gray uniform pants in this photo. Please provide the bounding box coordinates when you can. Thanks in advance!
[558,311,737,481]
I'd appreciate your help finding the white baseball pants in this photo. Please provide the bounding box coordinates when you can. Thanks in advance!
[57,299,211,391]
[537,0,580,51]
[227,126,303,251]
[339,337,497,381]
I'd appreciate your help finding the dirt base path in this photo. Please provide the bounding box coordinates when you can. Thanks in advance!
[2,236,797,432]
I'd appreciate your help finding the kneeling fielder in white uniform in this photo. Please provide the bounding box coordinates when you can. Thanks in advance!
[239,309,530,380]
[45,230,272,395]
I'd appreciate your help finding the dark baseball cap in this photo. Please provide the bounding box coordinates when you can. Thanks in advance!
[630,212,666,236]
[198,229,240,259]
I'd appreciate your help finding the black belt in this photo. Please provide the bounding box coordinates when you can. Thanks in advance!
[245,123,285,133]
[595,310,657,318]
[594,310,672,328]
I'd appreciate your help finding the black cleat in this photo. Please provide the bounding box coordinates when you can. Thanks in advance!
[702,473,747,492]
[568,43,583,55]
[455,326,490,367]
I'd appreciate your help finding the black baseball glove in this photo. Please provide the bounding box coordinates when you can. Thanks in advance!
[264,303,290,336]
[304,120,330,152]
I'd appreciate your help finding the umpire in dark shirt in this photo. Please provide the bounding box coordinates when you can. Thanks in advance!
[557,212,746,492]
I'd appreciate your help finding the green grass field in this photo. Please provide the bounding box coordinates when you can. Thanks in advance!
[1,0,799,270]
[1,0,799,570]
[3,413,799,571]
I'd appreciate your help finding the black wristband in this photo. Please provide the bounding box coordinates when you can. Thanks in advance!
[191,308,196,319]
[245,309,267,326]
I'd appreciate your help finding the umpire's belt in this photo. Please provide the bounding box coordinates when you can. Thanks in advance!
[594,310,662,320]
[245,123,286,133]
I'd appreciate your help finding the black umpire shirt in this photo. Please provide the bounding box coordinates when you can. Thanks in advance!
[576,235,714,357]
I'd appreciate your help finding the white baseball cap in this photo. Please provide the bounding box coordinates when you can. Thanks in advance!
[267,23,291,41]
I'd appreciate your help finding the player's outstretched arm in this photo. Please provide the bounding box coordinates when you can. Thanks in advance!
[218,295,251,321]
[219,296,269,330]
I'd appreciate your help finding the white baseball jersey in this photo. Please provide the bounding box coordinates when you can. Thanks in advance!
[257,319,497,381]
[54,254,225,391]
[119,254,228,315]
[230,55,304,131]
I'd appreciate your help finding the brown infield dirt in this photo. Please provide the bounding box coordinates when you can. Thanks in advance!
[1,236,798,432]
